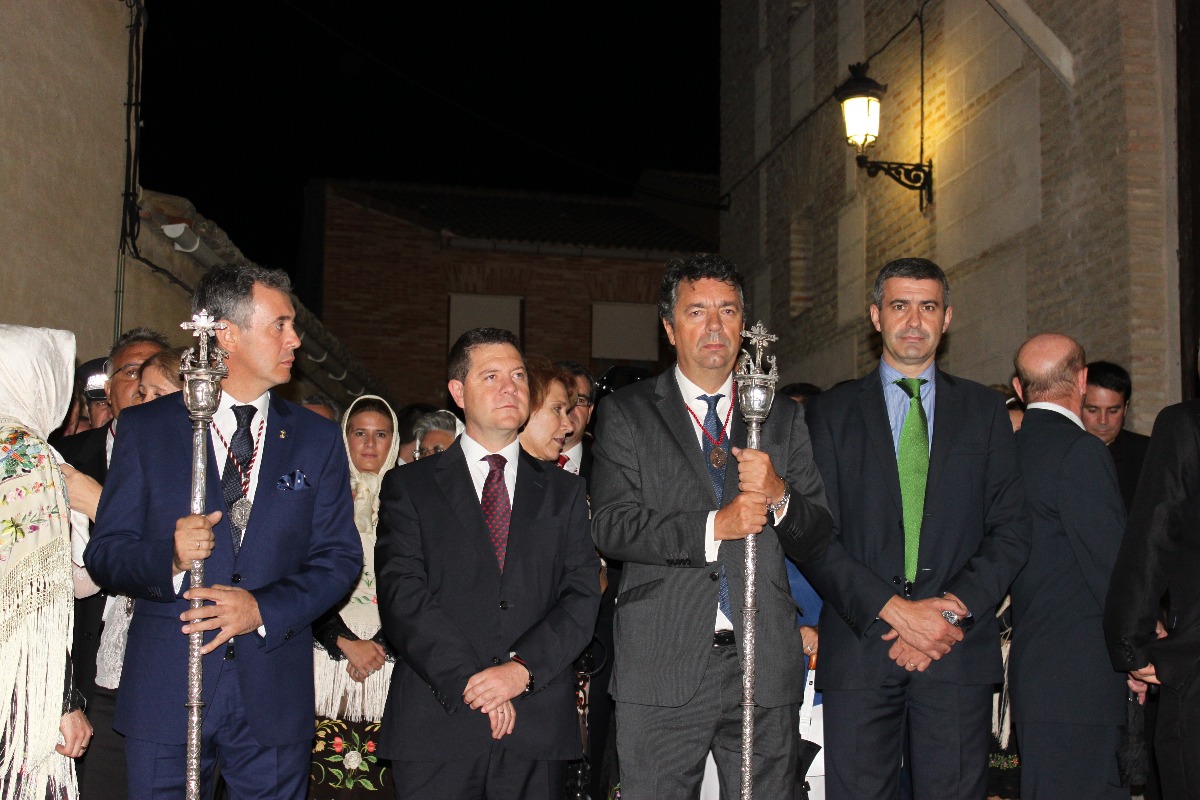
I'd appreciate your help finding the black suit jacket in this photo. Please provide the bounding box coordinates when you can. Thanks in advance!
[56,422,112,706]
[1010,408,1126,726]
[1106,401,1200,689]
[802,366,1030,689]
[375,441,600,762]
[1107,427,1151,513]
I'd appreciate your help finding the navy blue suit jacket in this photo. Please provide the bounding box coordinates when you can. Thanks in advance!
[84,392,362,747]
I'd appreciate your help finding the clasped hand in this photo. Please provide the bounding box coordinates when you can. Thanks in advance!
[463,662,528,739]
[714,447,787,541]
[879,594,968,672]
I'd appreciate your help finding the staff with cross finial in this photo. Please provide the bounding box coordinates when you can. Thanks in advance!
[734,321,779,800]
[178,311,228,800]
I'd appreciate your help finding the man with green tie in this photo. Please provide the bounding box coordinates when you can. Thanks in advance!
[801,258,1029,800]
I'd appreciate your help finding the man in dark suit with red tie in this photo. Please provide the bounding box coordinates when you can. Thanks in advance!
[376,327,600,800]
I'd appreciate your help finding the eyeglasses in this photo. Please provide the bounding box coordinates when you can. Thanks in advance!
[414,444,447,460]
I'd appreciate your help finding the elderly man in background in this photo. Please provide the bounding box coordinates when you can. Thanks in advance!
[1009,334,1127,799]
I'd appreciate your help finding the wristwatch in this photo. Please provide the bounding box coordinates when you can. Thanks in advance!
[508,652,535,695]
[941,609,975,631]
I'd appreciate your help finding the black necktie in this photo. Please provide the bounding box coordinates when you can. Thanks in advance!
[222,404,256,554]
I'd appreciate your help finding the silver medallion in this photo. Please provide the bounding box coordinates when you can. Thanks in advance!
[709,446,727,469]
[231,496,252,529]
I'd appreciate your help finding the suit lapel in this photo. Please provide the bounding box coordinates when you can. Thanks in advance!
[861,370,903,514]
[504,449,548,571]
[924,369,959,514]
[436,441,501,571]
[237,394,294,560]
[654,370,722,506]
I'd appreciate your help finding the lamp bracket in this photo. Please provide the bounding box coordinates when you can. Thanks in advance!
[856,154,933,209]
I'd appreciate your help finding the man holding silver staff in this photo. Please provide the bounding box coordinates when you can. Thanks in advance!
[85,263,362,800]
[801,258,1029,799]
[591,253,831,799]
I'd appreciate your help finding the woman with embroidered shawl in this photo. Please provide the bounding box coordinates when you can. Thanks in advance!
[0,324,91,800]
[309,396,401,799]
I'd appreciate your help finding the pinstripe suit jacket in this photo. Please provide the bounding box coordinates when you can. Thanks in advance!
[591,367,831,708]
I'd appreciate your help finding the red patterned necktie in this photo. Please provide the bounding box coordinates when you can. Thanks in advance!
[557,454,569,469]
[481,454,511,570]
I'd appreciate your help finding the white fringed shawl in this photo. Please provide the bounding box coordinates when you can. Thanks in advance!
[0,324,77,800]
[313,396,400,721]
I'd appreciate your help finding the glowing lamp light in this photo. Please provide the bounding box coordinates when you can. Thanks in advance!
[832,62,932,209]
[834,64,886,153]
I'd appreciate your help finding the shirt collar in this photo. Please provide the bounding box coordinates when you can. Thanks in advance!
[880,359,937,389]
[218,388,270,419]
[563,441,584,465]
[1025,401,1085,429]
[460,431,522,465]
[674,365,735,406]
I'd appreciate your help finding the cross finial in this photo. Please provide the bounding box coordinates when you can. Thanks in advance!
[180,310,226,367]
[740,321,778,373]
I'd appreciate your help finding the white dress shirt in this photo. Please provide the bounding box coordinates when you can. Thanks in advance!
[561,442,584,476]
[459,433,521,506]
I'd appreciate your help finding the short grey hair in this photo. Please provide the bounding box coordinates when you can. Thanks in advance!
[106,327,169,375]
[192,263,292,327]
[413,410,462,452]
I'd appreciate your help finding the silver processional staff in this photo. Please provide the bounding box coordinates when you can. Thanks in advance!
[734,321,779,800]
[179,311,228,800]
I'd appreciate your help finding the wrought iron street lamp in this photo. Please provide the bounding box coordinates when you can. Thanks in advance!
[834,63,933,209]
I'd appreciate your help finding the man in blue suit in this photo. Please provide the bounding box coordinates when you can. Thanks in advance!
[85,264,362,799]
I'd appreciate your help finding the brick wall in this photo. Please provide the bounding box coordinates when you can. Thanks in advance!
[721,0,1176,433]
[322,189,674,406]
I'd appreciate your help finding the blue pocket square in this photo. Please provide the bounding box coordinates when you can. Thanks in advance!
[277,470,312,491]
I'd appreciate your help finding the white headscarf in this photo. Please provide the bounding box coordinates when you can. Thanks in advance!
[341,395,401,537]
[0,325,77,800]
[314,395,400,722]
[0,325,74,439]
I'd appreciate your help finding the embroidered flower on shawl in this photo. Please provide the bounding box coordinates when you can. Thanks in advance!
[0,429,48,479]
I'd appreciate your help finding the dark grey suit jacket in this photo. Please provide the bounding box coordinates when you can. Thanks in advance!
[1010,408,1126,726]
[590,367,831,709]
[802,366,1029,689]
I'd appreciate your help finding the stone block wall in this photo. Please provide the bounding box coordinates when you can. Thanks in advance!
[721,0,1176,432]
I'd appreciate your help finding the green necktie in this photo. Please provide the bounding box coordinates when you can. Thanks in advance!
[895,378,929,583]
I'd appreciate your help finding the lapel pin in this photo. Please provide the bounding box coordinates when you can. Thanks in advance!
[279,429,287,439]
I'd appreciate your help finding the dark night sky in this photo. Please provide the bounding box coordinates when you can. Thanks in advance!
[138,1,720,274]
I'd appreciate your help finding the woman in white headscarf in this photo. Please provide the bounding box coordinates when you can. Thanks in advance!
[0,324,92,800]
[310,395,400,798]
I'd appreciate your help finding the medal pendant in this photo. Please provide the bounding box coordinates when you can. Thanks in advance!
[709,446,727,469]
[231,496,252,529]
